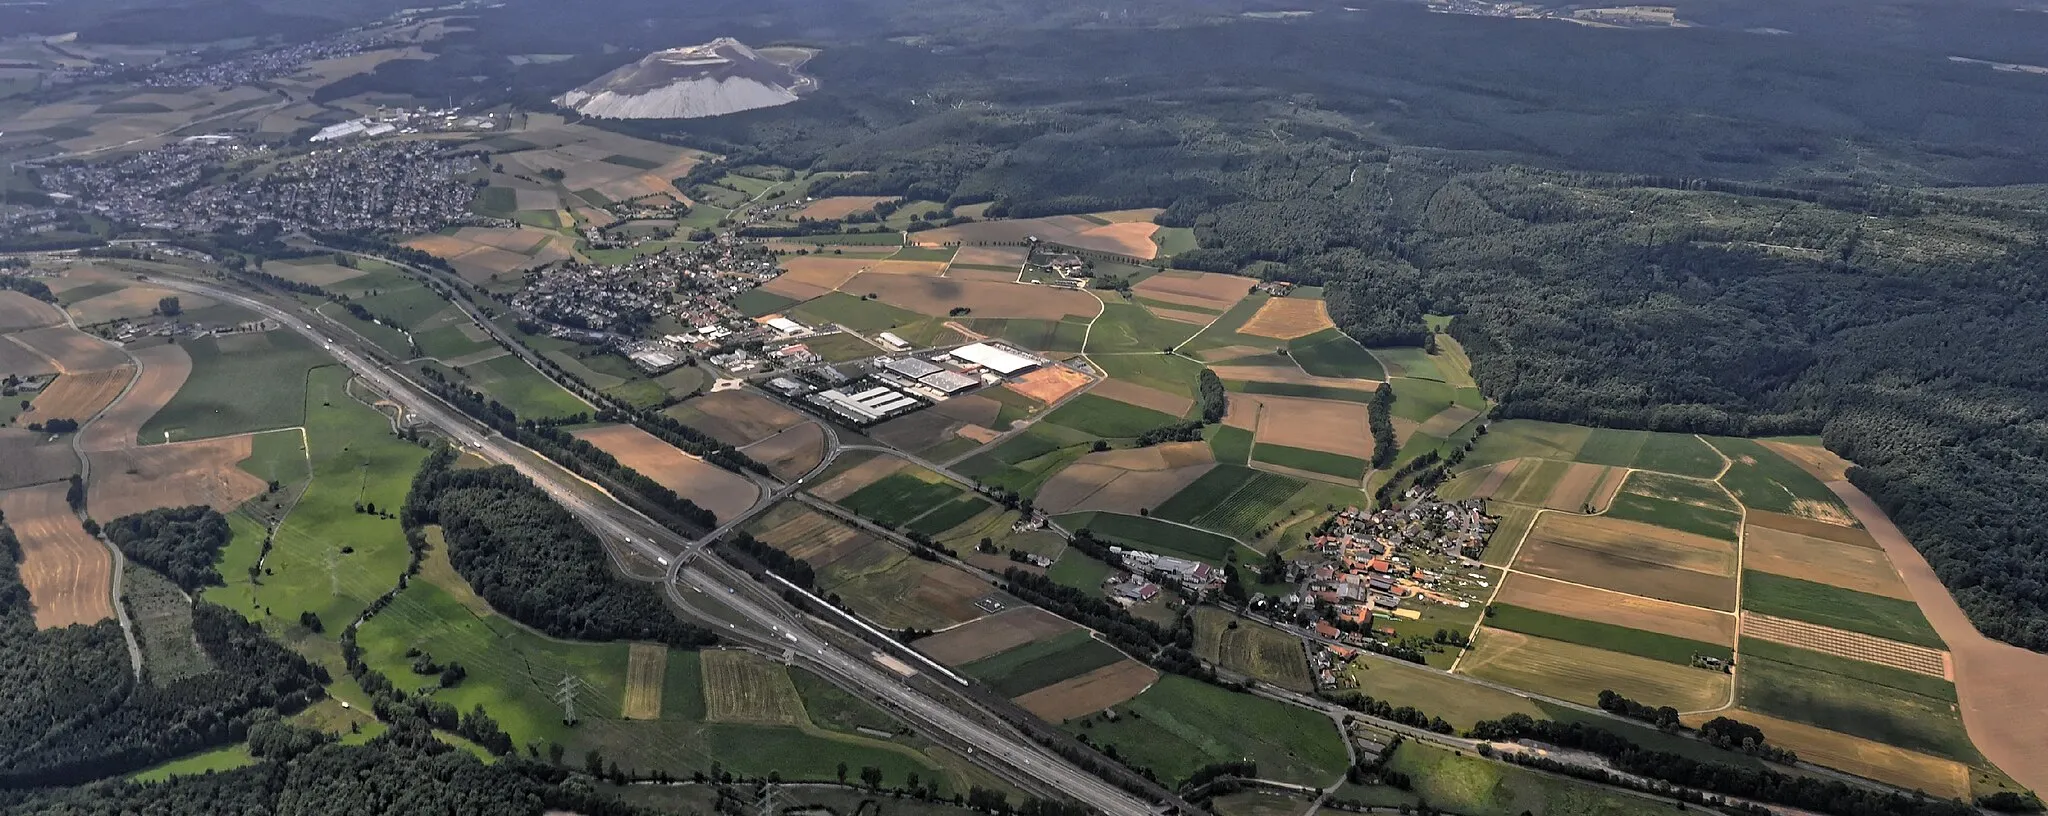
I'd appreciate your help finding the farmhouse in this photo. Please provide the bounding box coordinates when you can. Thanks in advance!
[950,342,1041,376]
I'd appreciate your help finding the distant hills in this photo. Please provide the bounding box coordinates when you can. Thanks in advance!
[555,38,811,120]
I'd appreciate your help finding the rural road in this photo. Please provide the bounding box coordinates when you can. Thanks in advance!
[137,273,1161,816]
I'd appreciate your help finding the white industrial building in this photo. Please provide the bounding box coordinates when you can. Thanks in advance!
[949,342,1041,376]
[763,316,806,335]
[876,332,910,351]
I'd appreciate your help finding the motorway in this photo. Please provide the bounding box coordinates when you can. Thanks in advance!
[138,273,1162,816]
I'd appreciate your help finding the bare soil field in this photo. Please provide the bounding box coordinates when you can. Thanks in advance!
[570,424,760,523]
[1743,525,1912,600]
[67,286,215,326]
[1238,298,1335,340]
[403,235,474,257]
[1091,378,1194,417]
[743,423,826,481]
[1746,509,1872,545]
[951,246,1029,268]
[794,196,892,220]
[1761,440,1855,482]
[1416,405,1482,438]
[1239,394,1374,460]
[82,342,188,452]
[667,391,806,446]
[1689,709,1969,799]
[1222,394,1262,431]
[1208,365,1379,389]
[1091,208,1167,223]
[0,337,59,377]
[931,394,1002,427]
[1131,271,1257,312]
[841,273,1099,320]
[916,607,1079,665]
[1742,613,1949,678]
[1084,442,1212,471]
[809,455,909,501]
[0,430,80,490]
[0,291,64,332]
[3,482,111,628]
[1056,463,1217,516]
[1005,366,1091,405]
[1495,572,1736,646]
[30,366,135,423]
[948,268,1020,283]
[88,435,267,521]
[453,226,556,253]
[12,325,130,372]
[870,411,961,454]
[1014,660,1160,722]
[1833,481,2048,792]
[622,643,666,720]
[913,215,1164,258]
[1460,628,1731,712]
[1541,462,1609,511]
[1514,514,1738,610]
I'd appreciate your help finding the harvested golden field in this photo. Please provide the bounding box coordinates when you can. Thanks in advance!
[1139,303,1216,324]
[1238,297,1334,340]
[1208,365,1379,390]
[1238,393,1374,460]
[12,325,129,372]
[88,435,268,521]
[951,246,1030,268]
[1090,378,1193,416]
[1460,628,1730,712]
[1494,572,1736,646]
[766,257,877,299]
[1195,344,1272,363]
[0,291,64,332]
[1761,439,1854,482]
[865,260,950,276]
[744,422,826,481]
[842,273,1099,320]
[912,215,1164,258]
[702,650,805,726]
[1004,365,1091,405]
[66,285,215,326]
[570,424,760,523]
[1513,513,1738,610]
[917,607,1079,665]
[1131,271,1257,312]
[82,342,188,452]
[809,454,908,501]
[403,234,475,257]
[1746,509,1873,546]
[1416,405,1482,438]
[3,482,111,629]
[30,366,135,423]
[0,430,82,490]
[1091,208,1168,223]
[1014,660,1159,722]
[666,391,806,446]
[755,506,871,564]
[794,196,892,220]
[452,226,556,253]
[622,643,666,720]
[1744,525,1911,600]
[947,268,1020,283]
[1687,709,1969,799]
[1742,613,1949,678]
[1541,462,1611,511]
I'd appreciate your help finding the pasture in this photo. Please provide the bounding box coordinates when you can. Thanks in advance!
[1151,464,1307,541]
[1068,674,1348,787]
[1287,329,1385,380]
[1379,740,1676,816]
[1085,300,1204,354]
[839,470,970,527]
[141,331,330,442]
[570,424,760,525]
[1463,421,1726,479]
[961,629,1129,697]
[1484,603,1731,664]
[1709,436,1854,521]
[1250,443,1368,482]
[4,482,111,628]
[750,503,991,630]
[1057,510,1242,563]
[1741,570,1944,649]
[1514,513,1738,610]
[1089,352,1206,400]
[1042,392,1179,438]
[1459,628,1731,712]
[1208,425,1254,465]
[1736,648,1978,763]
[438,353,589,420]
[1193,607,1314,691]
[955,425,1092,495]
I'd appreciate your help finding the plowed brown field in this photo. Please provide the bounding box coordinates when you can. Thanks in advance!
[916,607,1079,665]
[1131,271,1256,311]
[1239,394,1373,460]
[1495,572,1736,646]
[88,435,268,520]
[1004,365,1091,404]
[744,422,826,481]
[1743,525,1911,600]
[794,196,891,220]
[809,454,907,501]
[3,482,111,628]
[667,391,806,446]
[0,430,82,490]
[1513,513,1738,610]
[570,424,760,523]
[1014,660,1159,722]
[12,325,129,372]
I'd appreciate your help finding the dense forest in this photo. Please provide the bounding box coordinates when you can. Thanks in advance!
[0,515,328,787]
[402,448,717,648]
[101,506,234,592]
[315,0,2048,650]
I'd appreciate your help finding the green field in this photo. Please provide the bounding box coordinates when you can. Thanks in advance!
[441,354,589,420]
[1086,301,1204,354]
[956,424,1091,495]
[1042,393,1179,438]
[1371,346,1446,381]
[1180,295,1269,352]
[841,472,968,527]
[1287,329,1384,380]
[1707,436,1846,514]
[1209,425,1254,465]
[1741,571,1944,649]
[732,288,800,317]
[473,186,517,217]
[791,292,928,333]
[1463,422,1729,480]
[1088,352,1206,399]
[802,331,884,363]
[1387,377,1480,423]
[127,743,256,782]
[1193,607,1314,691]
[906,494,996,537]
[414,323,499,360]
[888,246,956,262]
[1047,549,1115,595]
[1485,604,1732,665]
[1737,650,1977,763]
[1056,511,1241,563]
[1376,740,1671,816]
[1152,465,1306,540]
[958,317,1088,353]
[143,331,333,442]
[1070,674,1346,787]
[1600,493,1743,541]
[1738,638,1956,702]
[1251,443,1368,481]
[960,630,1127,697]
[1617,471,1742,514]
[1235,380,1374,404]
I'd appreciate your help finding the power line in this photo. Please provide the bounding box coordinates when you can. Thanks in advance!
[554,674,582,726]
